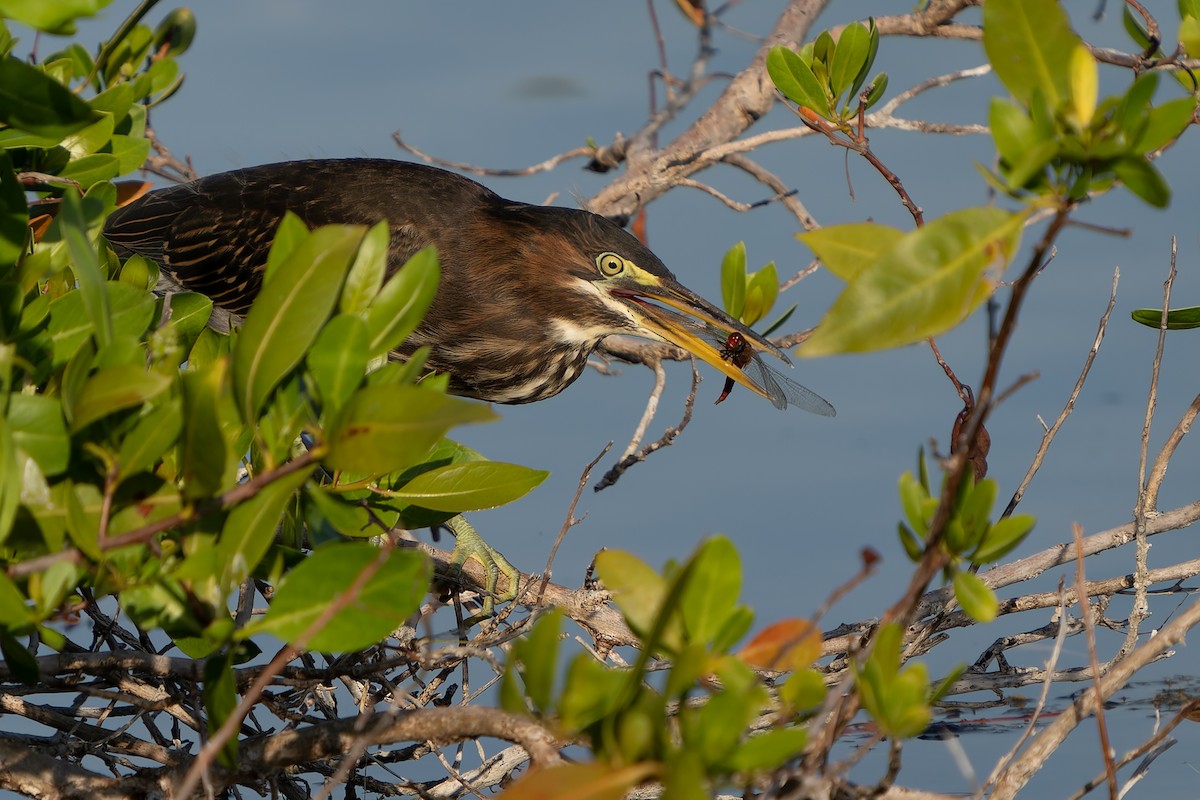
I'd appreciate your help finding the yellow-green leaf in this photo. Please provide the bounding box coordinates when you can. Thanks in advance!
[1066,44,1097,127]
[386,460,548,512]
[983,0,1081,110]
[70,365,172,432]
[953,570,998,623]
[233,225,364,422]
[799,208,1025,356]
[325,385,496,476]
[798,223,903,282]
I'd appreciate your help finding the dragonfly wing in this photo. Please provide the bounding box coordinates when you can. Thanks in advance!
[750,357,836,416]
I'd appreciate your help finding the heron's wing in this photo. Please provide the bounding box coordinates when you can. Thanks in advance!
[103,159,463,315]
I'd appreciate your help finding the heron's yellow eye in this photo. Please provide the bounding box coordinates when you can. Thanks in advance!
[596,252,625,277]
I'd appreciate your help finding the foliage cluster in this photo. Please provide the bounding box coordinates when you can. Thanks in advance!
[0,0,546,754]
[0,0,1197,798]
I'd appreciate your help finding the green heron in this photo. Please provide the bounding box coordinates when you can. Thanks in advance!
[104,158,833,601]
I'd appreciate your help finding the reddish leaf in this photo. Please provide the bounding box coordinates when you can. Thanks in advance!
[739,619,821,670]
[498,762,658,800]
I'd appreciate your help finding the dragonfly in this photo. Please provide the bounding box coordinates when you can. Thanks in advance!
[713,330,836,416]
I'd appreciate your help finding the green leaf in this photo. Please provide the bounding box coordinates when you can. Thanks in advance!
[1066,42,1098,127]
[340,220,389,314]
[0,150,26,271]
[989,98,1038,166]
[1181,14,1200,57]
[387,460,548,512]
[558,653,626,732]
[304,485,372,538]
[800,209,1024,356]
[779,668,827,711]
[898,523,924,561]
[742,262,778,326]
[594,549,678,648]
[857,624,934,739]
[7,394,69,476]
[830,21,871,103]
[510,608,563,713]
[1113,73,1157,136]
[0,56,98,137]
[103,134,151,174]
[1005,139,1058,189]
[0,0,108,34]
[720,241,747,319]
[1112,156,1170,207]
[307,314,368,413]
[861,72,888,110]
[325,385,497,476]
[152,7,196,57]
[166,292,214,347]
[64,482,101,560]
[0,424,19,546]
[233,225,364,422]
[202,651,239,768]
[692,680,766,764]
[364,245,440,357]
[1122,6,1154,50]
[32,560,78,619]
[215,469,310,591]
[885,666,933,738]
[680,535,740,645]
[849,20,880,101]
[58,153,121,190]
[47,281,156,367]
[972,514,1035,563]
[251,542,430,652]
[797,223,903,282]
[1131,305,1200,329]
[711,604,754,653]
[70,364,172,432]
[61,112,115,159]
[898,471,931,536]
[953,569,998,623]
[728,728,807,772]
[116,397,182,480]
[956,476,997,554]
[116,253,155,291]
[59,192,112,350]
[1132,97,1197,154]
[983,0,1082,110]
[0,628,38,684]
[766,46,827,113]
[260,212,310,284]
[180,361,236,499]
[0,571,33,627]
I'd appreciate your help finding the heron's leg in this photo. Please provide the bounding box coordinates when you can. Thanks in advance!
[445,515,520,615]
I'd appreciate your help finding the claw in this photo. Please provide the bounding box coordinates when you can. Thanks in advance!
[445,515,520,616]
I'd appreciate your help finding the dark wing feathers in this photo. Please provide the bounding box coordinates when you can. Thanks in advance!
[102,159,496,316]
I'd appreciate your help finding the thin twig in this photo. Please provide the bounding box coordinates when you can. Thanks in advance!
[1004,267,1119,517]
[174,539,396,797]
[1066,700,1200,800]
[1123,241,1176,658]
[1140,238,1182,512]
[537,443,613,605]
[1073,523,1118,799]
[594,361,700,491]
[978,579,1072,797]
[392,131,591,178]
[7,451,319,579]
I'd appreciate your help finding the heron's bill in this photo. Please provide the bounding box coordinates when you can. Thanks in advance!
[621,291,781,404]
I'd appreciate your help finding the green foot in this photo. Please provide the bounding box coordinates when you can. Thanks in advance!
[445,515,520,616]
